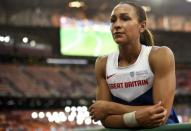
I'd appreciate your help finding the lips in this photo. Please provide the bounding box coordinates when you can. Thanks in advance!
[113,32,124,38]
[114,32,124,35]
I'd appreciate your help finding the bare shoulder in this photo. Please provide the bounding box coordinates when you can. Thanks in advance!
[96,55,108,65]
[151,46,174,57]
[150,46,174,61]
[95,55,108,68]
[149,46,175,72]
[95,55,108,77]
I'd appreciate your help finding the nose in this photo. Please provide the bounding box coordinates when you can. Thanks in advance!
[113,19,121,30]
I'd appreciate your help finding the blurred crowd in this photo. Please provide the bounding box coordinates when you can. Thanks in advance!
[1,64,191,98]
[0,7,191,32]
[0,64,191,130]
[0,64,96,98]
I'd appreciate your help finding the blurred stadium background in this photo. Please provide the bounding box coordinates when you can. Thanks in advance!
[0,0,191,130]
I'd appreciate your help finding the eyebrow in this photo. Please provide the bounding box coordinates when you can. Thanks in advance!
[111,13,130,17]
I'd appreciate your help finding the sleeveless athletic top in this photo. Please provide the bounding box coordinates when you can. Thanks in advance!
[106,44,179,124]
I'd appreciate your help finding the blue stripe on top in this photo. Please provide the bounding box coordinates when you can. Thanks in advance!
[111,88,179,124]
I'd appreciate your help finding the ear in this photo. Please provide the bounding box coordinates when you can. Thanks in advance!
[139,21,146,33]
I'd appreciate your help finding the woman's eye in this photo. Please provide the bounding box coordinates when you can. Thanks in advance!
[110,16,116,23]
[121,15,131,21]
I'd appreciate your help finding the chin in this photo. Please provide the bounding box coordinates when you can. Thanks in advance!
[114,39,126,45]
[114,36,126,43]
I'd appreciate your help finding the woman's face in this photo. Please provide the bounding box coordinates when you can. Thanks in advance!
[110,4,143,45]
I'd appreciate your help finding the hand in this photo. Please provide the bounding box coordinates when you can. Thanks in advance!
[89,100,110,121]
[135,101,167,128]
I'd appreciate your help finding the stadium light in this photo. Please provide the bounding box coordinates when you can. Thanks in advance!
[70,111,77,118]
[97,121,102,125]
[46,112,51,117]
[39,112,45,119]
[77,119,83,125]
[4,36,10,43]
[53,112,59,117]
[82,106,88,112]
[65,106,71,112]
[68,115,75,122]
[69,1,85,8]
[84,111,90,117]
[30,40,36,47]
[186,0,191,2]
[48,116,54,122]
[77,106,82,112]
[31,112,38,119]
[22,37,28,43]
[71,106,77,112]
[0,36,3,42]
[59,112,67,122]
[84,117,91,125]
[52,112,61,123]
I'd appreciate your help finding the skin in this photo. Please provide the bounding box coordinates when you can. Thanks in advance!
[89,3,175,128]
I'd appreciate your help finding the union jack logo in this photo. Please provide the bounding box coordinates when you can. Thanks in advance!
[130,71,134,78]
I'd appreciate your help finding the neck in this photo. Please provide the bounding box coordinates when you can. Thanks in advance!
[118,42,142,65]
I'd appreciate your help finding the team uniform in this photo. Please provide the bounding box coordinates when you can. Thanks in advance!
[106,44,179,124]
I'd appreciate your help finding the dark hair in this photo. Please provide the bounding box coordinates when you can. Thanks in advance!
[119,2,154,46]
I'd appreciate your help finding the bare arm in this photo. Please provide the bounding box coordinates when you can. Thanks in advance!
[95,56,111,101]
[94,57,152,114]
[90,56,166,128]
[92,56,131,128]
[150,46,176,123]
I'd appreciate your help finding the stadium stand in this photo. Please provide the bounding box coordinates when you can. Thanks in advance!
[0,64,96,98]
[1,0,191,130]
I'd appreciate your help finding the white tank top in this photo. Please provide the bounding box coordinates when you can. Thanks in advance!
[106,45,154,102]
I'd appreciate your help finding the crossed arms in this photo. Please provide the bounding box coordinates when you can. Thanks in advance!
[89,47,176,128]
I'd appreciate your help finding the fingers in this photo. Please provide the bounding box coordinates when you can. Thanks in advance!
[91,115,98,122]
[89,110,99,122]
[150,119,164,128]
[149,109,166,127]
[89,108,94,116]
[151,101,165,114]
[89,105,93,112]
[152,109,167,120]
[152,106,165,114]
[152,113,165,121]
[88,100,96,112]
[153,101,162,107]
[91,115,96,121]
[89,108,97,121]
[152,117,165,124]
[88,100,97,120]
[151,101,167,122]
